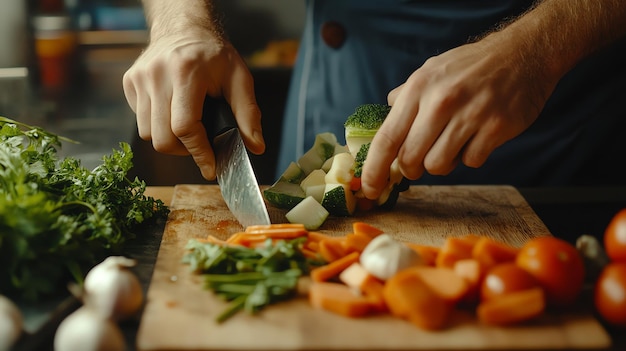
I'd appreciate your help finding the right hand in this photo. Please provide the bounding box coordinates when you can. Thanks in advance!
[122,29,265,180]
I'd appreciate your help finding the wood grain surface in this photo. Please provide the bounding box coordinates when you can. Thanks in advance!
[136,184,611,351]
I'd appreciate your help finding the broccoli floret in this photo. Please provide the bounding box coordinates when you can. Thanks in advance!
[353,142,370,178]
[344,104,391,132]
[344,104,391,155]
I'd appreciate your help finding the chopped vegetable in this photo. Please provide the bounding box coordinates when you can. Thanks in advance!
[321,183,357,217]
[344,104,390,155]
[285,196,329,230]
[0,117,168,300]
[476,287,546,325]
[263,180,306,210]
[311,251,360,282]
[309,281,376,318]
[359,234,423,280]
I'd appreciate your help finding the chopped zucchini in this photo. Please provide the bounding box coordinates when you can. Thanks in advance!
[321,183,356,217]
[279,161,305,183]
[263,180,306,210]
[285,196,329,230]
[297,132,339,175]
[324,152,355,186]
[300,169,326,203]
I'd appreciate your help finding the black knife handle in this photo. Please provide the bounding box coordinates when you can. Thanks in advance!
[202,96,237,142]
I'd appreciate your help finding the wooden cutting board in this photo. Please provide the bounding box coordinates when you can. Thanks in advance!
[136,184,611,351]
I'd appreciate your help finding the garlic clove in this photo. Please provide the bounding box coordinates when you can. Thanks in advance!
[360,234,424,280]
[83,256,144,321]
[54,306,125,351]
[0,295,23,351]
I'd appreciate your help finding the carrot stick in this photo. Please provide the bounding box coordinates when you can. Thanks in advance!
[406,266,470,304]
[405,243,440,266]
[344,232,373,254]
[245,223,306,232]
[244,226,308,239]
[476,287,545,325]
[310,251,360,282]
[309,282,375,318]
[318,237,349,262]
[352,222,384,238]
[435,235,480,268]
[307,231,336,242]
[471,236,519,270]
[383,268,452,330]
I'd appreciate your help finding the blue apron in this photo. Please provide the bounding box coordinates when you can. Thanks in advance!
[277,0,626,186]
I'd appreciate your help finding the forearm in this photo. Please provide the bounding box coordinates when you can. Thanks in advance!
[485,0,626,81]
[141,0,224,42]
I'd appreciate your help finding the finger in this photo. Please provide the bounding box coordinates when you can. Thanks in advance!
[122,71,138,113]
[387,83,404,106]
[171,84,217,180]
[134,89,152,141]
[223,65,265,155]
[460,118,504,168]
[361,91,418,199]
[422,112,477,175]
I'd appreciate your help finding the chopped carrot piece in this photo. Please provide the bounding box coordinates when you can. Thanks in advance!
[406,266,470,304]
[471,236,519,270]
[301,247,321,260]
[245,223,306,233]
[338,262,387,312]
[310,251,360,282]
[476,287,545,325]
[435,235,481,268]
[352,222,384,239]
[405,243,440,266]
[453,258,485,304]
[350,176,362,192]
[344,232,373,254]
[383,268,452,330]
[318,237,349,262]
[309,282,376,318]
[307,231,335,243]
[226,232,268,246]
[244,225,308,239]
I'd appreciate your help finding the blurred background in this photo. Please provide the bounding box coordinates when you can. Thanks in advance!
[0,0,305,185]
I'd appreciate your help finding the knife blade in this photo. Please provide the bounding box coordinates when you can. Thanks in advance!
[203,97,271,228]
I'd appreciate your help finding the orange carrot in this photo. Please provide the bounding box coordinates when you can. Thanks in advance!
[318,237,349,262]
[344,232,373,253]
[383,268,452,330]
[435,235,481,268]
[453,258,485,304]
[309,282,376,318]
[307,231,336,242]
[405,243,440,266]
[225,232,268,246]
[310,251,360,282]
[244,223,308,239]
[407,266,470,304]
[352,222,384,239]
[350,176,362,192]
[476,287,545,325]
[245,223,306,233]
[471,236,519,270]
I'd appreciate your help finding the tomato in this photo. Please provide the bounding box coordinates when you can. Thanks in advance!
[516,236,585,307]
[480,262,541,302]
[604,208,626,263]
[595,262,626,327]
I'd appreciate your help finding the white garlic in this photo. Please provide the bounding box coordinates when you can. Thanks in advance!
[0,295,23,351]
[54,306,125,351]
[360,234,424,280]
[83,256,144,321]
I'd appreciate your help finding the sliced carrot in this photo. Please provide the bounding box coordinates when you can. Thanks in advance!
[301,247,321,260]
[225,232,268,246]
[244,225,308,239]
[350,176,362,192]
[435,235,481,268]
[310,251,360,282]
[406,266,470,304]
[307,231,336,243]
[318,237,349,262]
[344,232,373,253]
[383,268,452,330]
[245,223,306,233]
[471,236,519,270]
[476,287,545,325]
[309,282,375,318]
[352,222,384,239]
[405,243,440,266]
[453,258,485,304]
[338,262,387,312]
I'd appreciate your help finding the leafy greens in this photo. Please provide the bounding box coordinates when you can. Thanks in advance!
[0,116,169,301]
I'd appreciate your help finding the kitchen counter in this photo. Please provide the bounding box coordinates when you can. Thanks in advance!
[13,185,626,351]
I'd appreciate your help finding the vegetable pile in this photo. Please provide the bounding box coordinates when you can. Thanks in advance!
[185,220,626,331]
[0,117,169,301]
[263,104,408,230]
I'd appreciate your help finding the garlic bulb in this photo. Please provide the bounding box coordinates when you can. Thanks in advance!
[54,306,125,351]
[83,256,144,321]
[0,295,23,351]
[360,234,424,280]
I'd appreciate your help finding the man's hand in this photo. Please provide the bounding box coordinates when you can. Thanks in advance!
[122,0,265,180]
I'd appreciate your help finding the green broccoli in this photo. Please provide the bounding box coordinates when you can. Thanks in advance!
[344,104,391,155]
[353,142,370,178]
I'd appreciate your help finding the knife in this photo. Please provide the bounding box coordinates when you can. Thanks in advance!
[203,97,271,228]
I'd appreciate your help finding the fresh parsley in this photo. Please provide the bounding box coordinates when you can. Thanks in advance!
[0,117,169,301]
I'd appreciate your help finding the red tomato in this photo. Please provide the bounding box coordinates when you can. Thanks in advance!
[516,236,585,307]
[605,209,626,263]
[595,263,626,327]
[480,262,541,302]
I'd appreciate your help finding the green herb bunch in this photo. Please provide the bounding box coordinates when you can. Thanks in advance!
[183,237,324,322]
[0,117,169,300]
